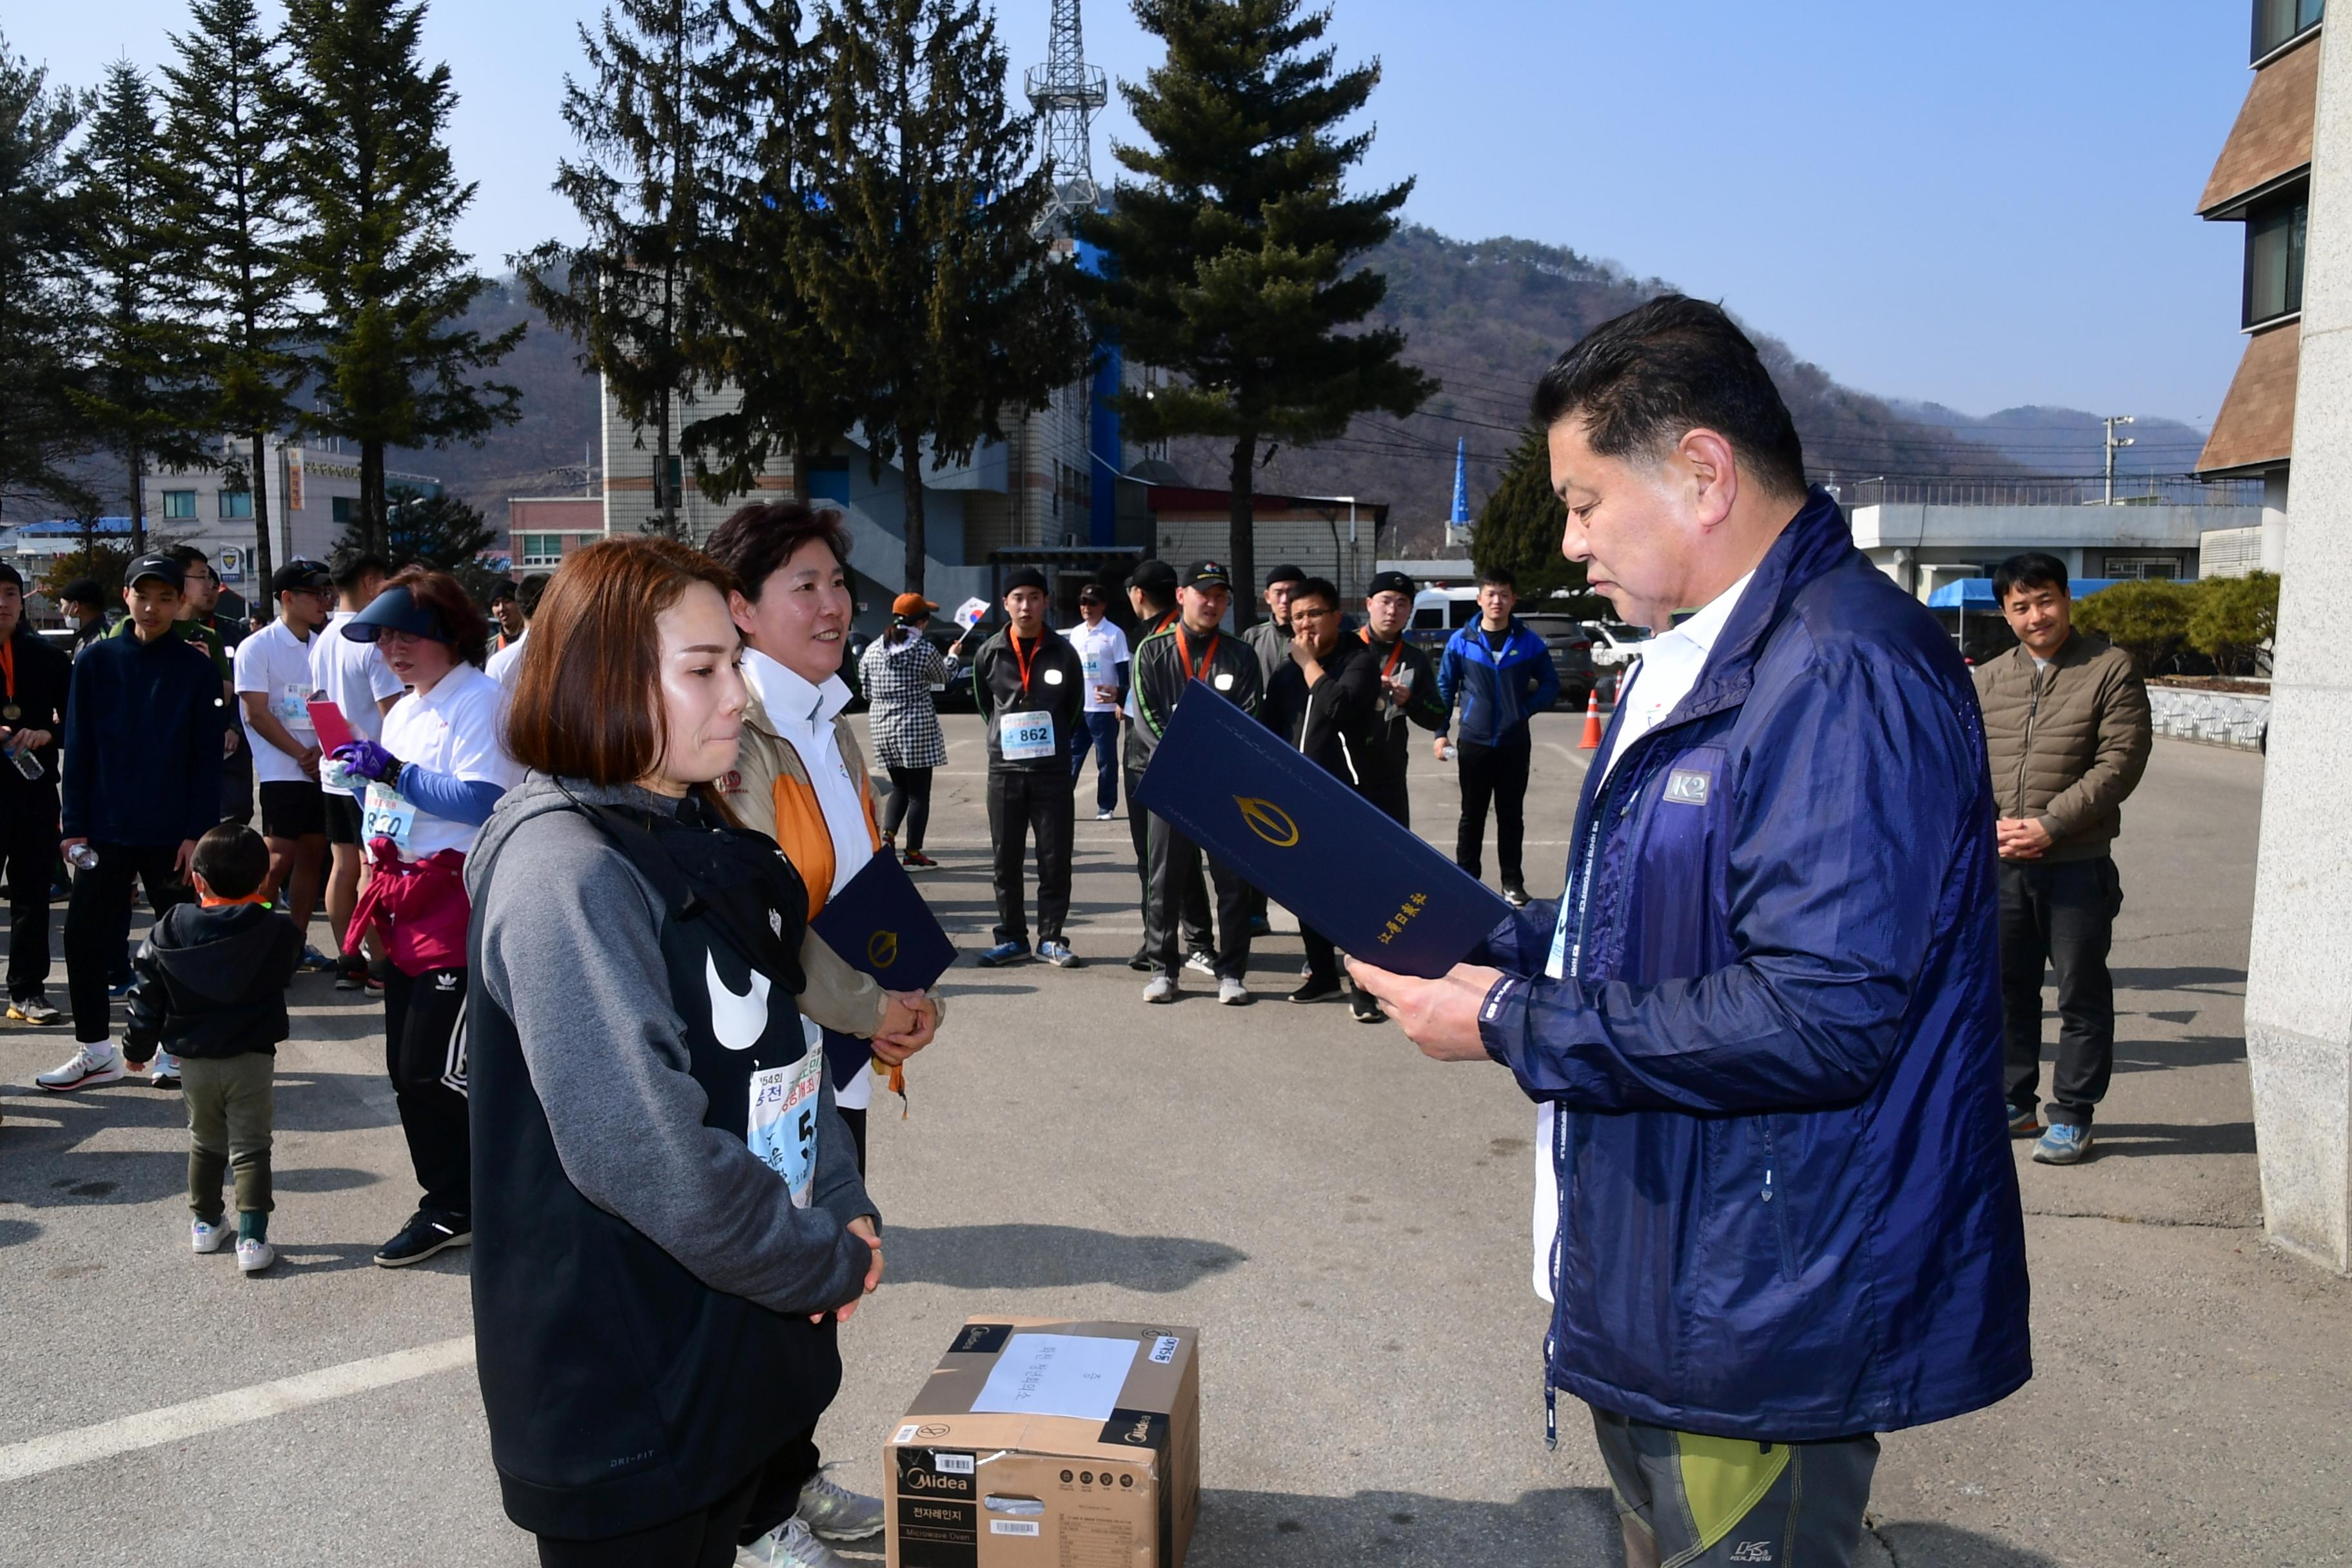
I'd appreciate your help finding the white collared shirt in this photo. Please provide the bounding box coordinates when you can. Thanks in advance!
[1061,617,1130,712]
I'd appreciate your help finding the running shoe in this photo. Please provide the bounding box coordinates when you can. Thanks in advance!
[191,1215,233,1255]
[1504,884,1532,908]
[739,1518,849,1568]
[794,1467,885,1542]
[901,849,939,869]
[149,1050,182,1090]
[976,940,1032,968]
[2008,1105,2041,1138]
[6,995,60,1025]
[1037,940,1083,969]
[299,945,336,973]
[375,1211,472,1268]
[1128,945,1153,972]
[36,1041,124,1091]
[1248,914,1273,939]
[2032,1123,2093,1166]
[1183,949,1217,977]
[1351,988,1386,1023]
[365,959,389,994]
[1218,977,1251,1006]
[1142,974,1177,1004]
[1095,808,1115,821]
[1288,975,1342,1005]
[334,954,366,991]
[236,1237,276,1275]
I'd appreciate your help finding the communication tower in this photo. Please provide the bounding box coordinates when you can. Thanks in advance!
[1026,0,1106,235]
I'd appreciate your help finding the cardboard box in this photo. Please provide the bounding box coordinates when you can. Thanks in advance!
[885,1318,1201,1568]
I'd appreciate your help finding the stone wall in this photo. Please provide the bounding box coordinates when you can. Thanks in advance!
[2147,684,2271,750]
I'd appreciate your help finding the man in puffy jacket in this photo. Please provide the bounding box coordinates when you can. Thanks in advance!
[1974,554,2150,1166]
[1350,296,2028,1568]
[1435,567,1558,906]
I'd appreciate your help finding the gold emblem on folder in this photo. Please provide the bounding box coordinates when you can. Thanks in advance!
[1235,796,1300,848]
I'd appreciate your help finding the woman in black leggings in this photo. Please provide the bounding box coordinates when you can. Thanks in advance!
[858,594,949,868]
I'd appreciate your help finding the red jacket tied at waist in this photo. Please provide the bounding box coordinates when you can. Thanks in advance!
[347,840,471,976]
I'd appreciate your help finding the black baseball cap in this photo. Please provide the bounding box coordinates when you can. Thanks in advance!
[1130,560,1177,597]
[1367,570,1416,598]
[59,576,103,607]
[1264,563,1306,587]
[1182,560,1231,590]
[271,558,332,596]
[339,584,450,645]
[1003,567,1050,594]
[0,562,21,591]
[126,553,183,590]
[488,580,519,604]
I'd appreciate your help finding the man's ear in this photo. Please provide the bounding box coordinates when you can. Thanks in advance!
[1678,428,1741,531]
[726,589,757,636]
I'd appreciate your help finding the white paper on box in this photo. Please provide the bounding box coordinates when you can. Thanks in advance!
[969,1333,1139,1422]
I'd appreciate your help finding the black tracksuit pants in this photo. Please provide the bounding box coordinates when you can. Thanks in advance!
[1146,815,1250,980]
[987,767,1073,947]
[384,965,471,1219]
[1999,857,2122,1128]
[534,1426,819,1567]
[1455,734,1532,887]
[1,796,57,1003]
[1126,756,1209,950]
[64,844,194,1048]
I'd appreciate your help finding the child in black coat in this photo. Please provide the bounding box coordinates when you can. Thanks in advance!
[124,824,301,1273]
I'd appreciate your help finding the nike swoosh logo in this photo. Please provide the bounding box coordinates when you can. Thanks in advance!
[705,950,772,1052]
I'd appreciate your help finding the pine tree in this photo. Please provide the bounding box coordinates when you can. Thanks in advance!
[68,60,213,551]
[0,34,93,515]
[159,0,304,584]
[1078,0,1433,626]
[284,0,523,558]
[794,0,1089,592]
[517,0,727,539]
[1473,424,1589,601]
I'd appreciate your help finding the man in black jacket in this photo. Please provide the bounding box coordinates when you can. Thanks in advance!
[1119,562,1213,972]
[968,567,1087,968]
[0,564,71,1026]
[1133,560,1264,1004]
[1355,569,1447,827]
[1263,576,1386,1018]
[38,553,224,1090]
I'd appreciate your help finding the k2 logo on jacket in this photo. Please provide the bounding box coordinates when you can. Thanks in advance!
[705,951,772,1051]
[1663,769,1712,807]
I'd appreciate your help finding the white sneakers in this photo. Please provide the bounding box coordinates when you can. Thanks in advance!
[1219,977,1252,1006]
[236,1237,275,1275]
[35,1041,124,1091]
[1142,974,1177,1004]
[191,1217,233,1254]
[738,1518,849,1568]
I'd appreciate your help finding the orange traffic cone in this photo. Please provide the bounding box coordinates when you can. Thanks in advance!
[1577,689,1604,750]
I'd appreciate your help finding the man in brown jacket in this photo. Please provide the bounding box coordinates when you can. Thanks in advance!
[1973,553,2152,1165]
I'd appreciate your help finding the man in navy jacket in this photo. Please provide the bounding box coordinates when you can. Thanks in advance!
[40,554,226,1089]
[1352,297,2028,1568]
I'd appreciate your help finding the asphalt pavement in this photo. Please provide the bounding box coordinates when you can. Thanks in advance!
[0,715,2341,1567]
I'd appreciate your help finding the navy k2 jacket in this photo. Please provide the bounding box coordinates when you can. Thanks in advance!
[1473,489,2030,1442]
[61,629,223,847]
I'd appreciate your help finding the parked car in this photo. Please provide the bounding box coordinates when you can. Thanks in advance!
[1582,621,1652,669]
[1517,613,1607,710]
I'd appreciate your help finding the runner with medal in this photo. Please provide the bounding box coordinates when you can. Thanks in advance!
[961,567,1085,968]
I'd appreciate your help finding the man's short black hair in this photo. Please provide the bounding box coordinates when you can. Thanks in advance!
[1531,295,1808,502]
[191,823,270,901]
[1288,576,1340,610]
[331,551,391,591]
[1479,565,1518,591]
[517,573,553,616]
[1991,553,2070,604]
[165,543,210,568]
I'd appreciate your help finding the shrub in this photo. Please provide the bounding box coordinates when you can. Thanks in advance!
[2073,578,2197,674]
[2186,571,2278,677]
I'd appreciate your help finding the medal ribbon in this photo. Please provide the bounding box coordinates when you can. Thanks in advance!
[1009,632,1041,698]
[1175,627,1219,682]
[1358,627,1404,680]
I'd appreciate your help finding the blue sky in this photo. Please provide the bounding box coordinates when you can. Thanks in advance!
[15,0,2257,425]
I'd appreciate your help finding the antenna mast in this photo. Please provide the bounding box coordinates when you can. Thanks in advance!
[1026,0,1106,236]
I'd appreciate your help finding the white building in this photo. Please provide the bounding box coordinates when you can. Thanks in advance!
[1848,499,2269,601]
[138,435,442,590]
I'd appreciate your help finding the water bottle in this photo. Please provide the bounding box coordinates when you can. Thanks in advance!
[8,741,39,780]
[66,844,99,872]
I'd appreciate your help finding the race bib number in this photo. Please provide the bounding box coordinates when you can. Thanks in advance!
[1081,652,1105,686]
[747,1048,826,1208]
[1000,710,1055,761]
[362,781,418,853]
[275,683,315,730]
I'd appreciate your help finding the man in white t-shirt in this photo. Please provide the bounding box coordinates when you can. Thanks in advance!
[233,560,335,968]
[484,571,549,691]
[1060,582,1130,820]
[312,553,406,989]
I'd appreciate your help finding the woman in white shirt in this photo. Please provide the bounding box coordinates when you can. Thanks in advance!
[327,567,522,1269]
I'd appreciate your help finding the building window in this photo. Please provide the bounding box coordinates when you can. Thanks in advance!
[2246,195,2308,326]
[331,496,354,525]
[219,490,253,519]
[162,490,197,520]
[2106,556,2180,581]
[2253,0,2324,60]
[518,534,564,567]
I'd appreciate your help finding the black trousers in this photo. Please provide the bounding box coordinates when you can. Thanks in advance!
[1126,758,1208,950]
[1,793,58,1001]
[384,965,471,1218]
[64,843,193,1048]
[1146,814,1250,979]
[220,734,254,826]
[1999,857,2122,1128]
[881,764,933,850]
[986,768,1073,946]
[1455,736,1531,887]
[534,1428,819,1568]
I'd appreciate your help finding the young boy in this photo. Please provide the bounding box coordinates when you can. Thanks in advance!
[124,824,301,1274]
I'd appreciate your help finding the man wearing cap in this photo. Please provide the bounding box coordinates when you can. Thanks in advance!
[968,567,1088,968]
[1061,581,1130,821]
[0,562,72,1025]
[1243,563,1305,685]
[488,580,524,653]
[1121,561,1213,973]
[484,573,550,691]
[313,552,402,990]
[1357,570,1449,827]
[37,553,224,1091]
[1132,560,1264,1004]
[234,560,337,970]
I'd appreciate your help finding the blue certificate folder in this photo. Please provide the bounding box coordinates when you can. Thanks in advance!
[808,848,956,992]
[1135,680,1515,979]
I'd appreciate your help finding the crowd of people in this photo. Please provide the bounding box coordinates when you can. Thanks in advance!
[0,293,2156,1568]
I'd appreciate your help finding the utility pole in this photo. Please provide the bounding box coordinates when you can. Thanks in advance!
[1026,0,1106,237]
[2104,415,2136,504]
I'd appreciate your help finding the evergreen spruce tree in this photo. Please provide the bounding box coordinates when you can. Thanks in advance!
[795,0,1088,591]
[0,34,93,514]
[517,0,727,539]
[1078,0,1433,626]
[159,0,304,583]
[284,0,523,557]
[68,60,213,551]
[1473,424,1588,601]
